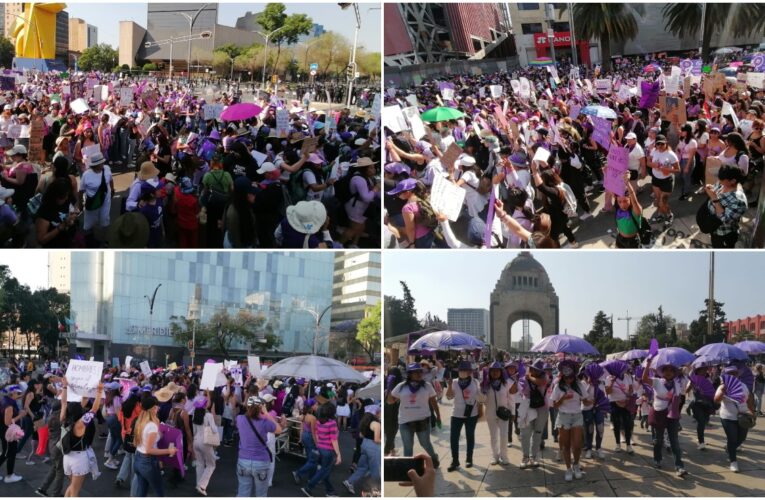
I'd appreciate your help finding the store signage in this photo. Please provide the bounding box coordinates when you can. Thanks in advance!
[126,325,173,337]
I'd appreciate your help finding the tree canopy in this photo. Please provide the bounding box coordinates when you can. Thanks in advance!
[356,301,381,362]
[77,44,118,72]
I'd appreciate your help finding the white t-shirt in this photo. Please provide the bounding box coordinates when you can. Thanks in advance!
[650,377,684,411]
[80,166,112,198]
[460,171,488,218]
[551,382,584,413]
[137,421,159,454]
[676,139,698,162]
[650,149,679,180]
[450,378,480,418]
[580,381,594,411]
[717,384,750,420]
[484,383,512,414]
[391,381,436,424]
[301,170,324,201]
[627,144,644,171]
[607,374,636,403]
[718,150,750,176]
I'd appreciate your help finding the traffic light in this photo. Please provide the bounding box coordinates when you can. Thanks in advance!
[346,63,356,81]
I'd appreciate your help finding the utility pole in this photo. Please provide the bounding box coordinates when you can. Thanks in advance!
[618,310,635,342]
[699,3,707,61]
[706,253,715,344]
[340,3,361,108]
[568,2,578,66]
[546,3,556,64]
[177,4,210,79]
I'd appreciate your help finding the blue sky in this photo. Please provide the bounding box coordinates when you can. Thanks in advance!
[383,251,765,342]
[65,2,381,52]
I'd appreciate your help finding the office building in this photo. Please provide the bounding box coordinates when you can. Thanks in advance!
[119,21,147,68]
[297,23,325,43]
[48,252,70,294]
[69,18,89,52]
[235,11,264,33]
[87,24,97,47]
[55,10,69,61]
[69,252,335,362]
[447,308,490,340]
[0,3,23,40]
[726,315,765,340]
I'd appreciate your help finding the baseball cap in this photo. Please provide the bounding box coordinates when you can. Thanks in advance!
[625,132,637,140]
[386,178,417,196]
[655,134,667,144]
[256,161,278,175]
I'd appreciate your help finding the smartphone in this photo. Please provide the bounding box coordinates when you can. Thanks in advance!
[384,456,425,482]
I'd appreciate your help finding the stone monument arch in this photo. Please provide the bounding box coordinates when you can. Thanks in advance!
[490,252,559,351]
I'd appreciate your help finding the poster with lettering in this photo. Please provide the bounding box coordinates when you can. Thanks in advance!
[603,146,629,195]
[402,106,427,140]
[519,77,531,99]
[141,88,158,110]
[568,104,582,119]
[119,87,133,104]
[440,143,463,172]
[705,156,723,186]
[275,109,290,138]
[494,106,509,130]
[200,362,223,390]
[665,75,680,95]
[595,78,612,94]
[510,79,521,95]
[747,72,765,89]
[490,85,503,99]
[639,80,660,108]
[592,117,611,151]
[140,361,152,377]
[203,103,224,121]
[430,174,466,222]
[70,98,89,115]
[62,84,71,97]
[382,105,407,133]
[371,93,381,120]
[158,424,185,477]
[247,356,261,377]
[125,355,133,370]
[441,87,454,101]
[326,115,337,134]
[617,84,631,102]
[64,360,104,402]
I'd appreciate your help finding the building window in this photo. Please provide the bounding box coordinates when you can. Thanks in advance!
[552,22,570,32]
[521,23,543,35]
[518,3,540,10]
[471,37,483,52]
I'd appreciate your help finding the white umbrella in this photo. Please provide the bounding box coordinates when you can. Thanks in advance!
[715,47,742,55]
[260,355,367,383]
[356,378,381,400]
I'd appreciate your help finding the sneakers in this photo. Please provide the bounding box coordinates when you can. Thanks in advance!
[343,480,355,495]
[447,462,460,472]
[626,444,634,454]
[498,458,508,466]
[650,214,664,224]
[25,459,35,465]
[572,464,584,479]
[301,487,313,497]
[565,469,573,482]
[196,486,207,496]
[507,442,513,448]
[292,471,301,485]
[664,212,675,226]
[520,458,530,470]
[597,449,606,459]
[730,461,739,473]
[698,442,706,451]
[35,489,48,497]
[584,449,592,459]
[530,459,541,468]
[615,444,622,452]
[104,458,119,470]
[4,474,22,483]
[490,459,499,465]
[579,212,593,221]
[676,467,688,477]
[465,460,473,468]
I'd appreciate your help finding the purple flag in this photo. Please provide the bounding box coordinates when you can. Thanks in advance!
[649,338,659,358]
[639,80,660,108]
[483,189,496,248]
[158,423,185,477]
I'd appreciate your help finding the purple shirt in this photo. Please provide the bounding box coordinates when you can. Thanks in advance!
[236,415,276,462]
[0,204,17,226]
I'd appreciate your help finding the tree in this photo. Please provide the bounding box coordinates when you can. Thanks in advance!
[584,311,612,345]
[142,63,158,72]
[77,44,118,72]
[731,328,756,343]
[0,37,15,68]
[256,4,313,76]
[169,309,278,359]
[663,4,765,63]
[356,50,381,78]
[384,281,421,338]
[688,299,727,350]
[213,44,245,78]
[310,31,351,77]
[560,4,643,72]
[356,302,381,363]
[420,312,447,330]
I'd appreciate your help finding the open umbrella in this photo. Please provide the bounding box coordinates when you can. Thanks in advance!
[734,340,765,354]
[259,355,367,383]
[691,355,719,369]
[695,343,749,364]
[648,347,695,368]
[643,63,662,73]
[420,107,465,123]
[621,349,648,361]
[580,105,617,120]
[530,334,599,355]
[409,330,484,352]
[356,378,381,400]
[715,47,743,55]
[220,102,263,122]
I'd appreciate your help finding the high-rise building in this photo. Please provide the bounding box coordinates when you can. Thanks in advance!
[234,11,264,33]
[119,21,147,68]
[55,10,69,61]
[1,3,23,41]
[48,252,70,294]
[447,308,490,340]
[87,24,97,47]
[69,18,88,52]
[69,252,335,362]
[329,252,381,359]
[297,23,325,43]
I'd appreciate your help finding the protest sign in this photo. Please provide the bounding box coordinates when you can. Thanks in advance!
[158,424,185,477]
[494,106,509,129]
[28,116,45,163]
[665,75,680,95]
[140,361,152,377]
[124,355,133,370]
[683,76,691,97]
[247,356,261,377]
[617,84,631,102]
[441,87,454,101]
[705,156,723,186]
[119,87,133,104]
[490,85,503,98]
[405,94,418,107]
[301,136,319,156]
[112,357,120,369]
[747,72,765,89]
[595,78,612,94]
[51,362,59,370]
[200,362,223,390]
[168,362,178,371]
[721,101,739,129]
[203,103,224,121]
[603,146,629,195]
[386,88,397,98]
[510,80,521,95]
[568,104,582,119]
[665,96,686,124]
[382,105,407,133]
[592,117,611,151]
[64,360,103,402]
[275,109,290,138]
[639,80,660,108]
[532,147,551,166]
[371,93,381,120]
[739,119,753,139]
[478,87,486,99]
[440,143,463,171]
[519,78,531,99]
[430,174,465,222]
[402,106,427,140]
[70,98,89,115]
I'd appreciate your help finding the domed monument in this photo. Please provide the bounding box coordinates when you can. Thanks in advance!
[489,252,559,351]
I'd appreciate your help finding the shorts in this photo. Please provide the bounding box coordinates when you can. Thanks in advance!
[63,450,90,477]
[555,412,584,430]
[628,169,639,181]
[337,404,351,417]
[651,175,673,193]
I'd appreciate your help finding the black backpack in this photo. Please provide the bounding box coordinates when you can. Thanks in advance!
[334,171,364,205]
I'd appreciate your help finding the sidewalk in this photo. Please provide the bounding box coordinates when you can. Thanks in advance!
[384,399,765,497]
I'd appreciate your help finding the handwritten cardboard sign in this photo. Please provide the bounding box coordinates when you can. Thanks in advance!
[604,146,629,195]
[430,174,466,222]
[440,143,463,172]
[200,362,223,390]
[64,360,103,402]
[203,103,224,121]
[247,355,261,377]
[275,109,290,138]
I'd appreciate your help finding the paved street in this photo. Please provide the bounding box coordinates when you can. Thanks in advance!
[385,398,765,497]
[0,422,363,497]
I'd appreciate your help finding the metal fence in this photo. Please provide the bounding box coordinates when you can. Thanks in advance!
[384,56,521,88]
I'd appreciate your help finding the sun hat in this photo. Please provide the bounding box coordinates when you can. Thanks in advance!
[138,161,160,180]
[384,162,411,176]
[89,151,106,167]
[7,144,26,156]
[107,212,150,248]
[286,200,326,235]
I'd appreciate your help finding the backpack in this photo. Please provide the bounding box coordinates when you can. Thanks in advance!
[557,183,578,218]
[415,198,439,230]
[334,171,367,205]
[287,167,315,204]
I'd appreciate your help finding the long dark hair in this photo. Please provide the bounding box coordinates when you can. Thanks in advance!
[317,402,336,424]
[121,392,139,418]
[681,124,693,144]
[726,132,750,156]
[505,186,534,222]
[40,178,71,211]
[192,406,206,426]
[359,411,377,436]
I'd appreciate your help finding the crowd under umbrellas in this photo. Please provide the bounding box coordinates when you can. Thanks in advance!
[382,50,765,249]
[0,353,381,497]
[0,68,382,249]
[385,328,762,492]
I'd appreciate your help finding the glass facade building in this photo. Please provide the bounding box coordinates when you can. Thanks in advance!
[70,252,335,361]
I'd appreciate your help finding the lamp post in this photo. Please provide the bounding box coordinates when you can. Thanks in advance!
[568,2,578,66]
[545,3,556,65]
[144,283,162,365]
[255,25,289,98]
[144,31,212,81]
[177,4,210,79]
[293,303,333,354]
[339,3,361,108]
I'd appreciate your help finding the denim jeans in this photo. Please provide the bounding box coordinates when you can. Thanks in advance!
[690,401,710,444]
[720,418,749,463]
[610,403,633,445]
[295,431,318,479]
[653,418,684,468]
[678,158,695,195]
[133,452,164,497]
[520,407,549,460]
[398,421,438,463]
[583,409,605,451]
[548,407,559,440]
[105,415,123,457]
[347,438,381,488]
[17,414,34,455]
[414,231,435,249]
[117,451,134,485]
[236,457,271,497]
[449,415,478,465]
[222,418,234,443]
[755,391,763,415]
[305,448,336,495]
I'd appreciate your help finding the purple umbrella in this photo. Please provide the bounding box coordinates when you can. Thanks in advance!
[409,330,485,352]
[734,340,765,354]
[691,355,718,369]
[689,375,715,399]
[530,334,599,355]
[648,347,695,369]
[621,349,648,361]
[601,359,630,378]
[220,102,263,122]
[694,343,749,363]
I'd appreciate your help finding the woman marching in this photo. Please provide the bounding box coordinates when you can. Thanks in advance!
[191,396,217,496]
[714,365,756,473]
[605,361,637,454]
[685,365,715,451]
[517,359,550,469]
[551,360,586,482]
[482,362,512,466]
[131,393,178,496]
[445,360,483,472]
[342,404,381,495]
[505,361,521,448]
[60,378,105,497]
[642,357,688,477]
[292,398,319,484]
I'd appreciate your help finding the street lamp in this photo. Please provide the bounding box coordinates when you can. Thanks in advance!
[177,3,210,79]
[293,302,333,354]
[144,283,162,365]
[339,3,361,108]
[144,31,212,80]
[254,25,289,98]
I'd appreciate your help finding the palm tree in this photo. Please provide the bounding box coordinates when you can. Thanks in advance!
[559,4,643,73]
[663,4,765,63]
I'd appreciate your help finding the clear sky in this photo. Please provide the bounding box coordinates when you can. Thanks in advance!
[0,250,49,291]
[65,2,381,52]
[383,251,765,342]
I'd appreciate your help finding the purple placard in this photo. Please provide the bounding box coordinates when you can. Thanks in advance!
[639,80,660,108]
[0,76,14,91]
[157,423,185,477]
[691,59,703,76]
[603,145,629,195]
[592,117,611,151]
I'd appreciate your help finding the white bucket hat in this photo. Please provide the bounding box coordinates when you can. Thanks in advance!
[286,201,326,235]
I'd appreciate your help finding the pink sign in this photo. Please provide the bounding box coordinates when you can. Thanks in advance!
[592,117,611,151]
[603,146,629,195]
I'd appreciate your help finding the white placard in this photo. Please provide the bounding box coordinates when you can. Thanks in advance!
[119,87,133,104]
[747,72,765,89]
[251,149,267,166]
[382,105,407,133]
[722,101,739,129]
[62,84,71,96]
[124,356,133,370]
[533,147,551,165]
[671,65,682,78]
[595,78,612,94]
[617,84,631,101]
[666,75,680,95]
[490,85,503,98]
[510,80,521,95]
[275,108,290,137]
[200,362,223,390]
[247,355,261,377]
[70,98,89,115]
[441,88,454,101]
[405,94,418,107]
[371,93,381,120]
[51,362,59,370]
[64,360,103,403]
[402,106,427,140]
[519,78,531,99]
[140,360,152,377]
[430,174,466,222]
[203,103,224,121]
[386,87,397,98]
